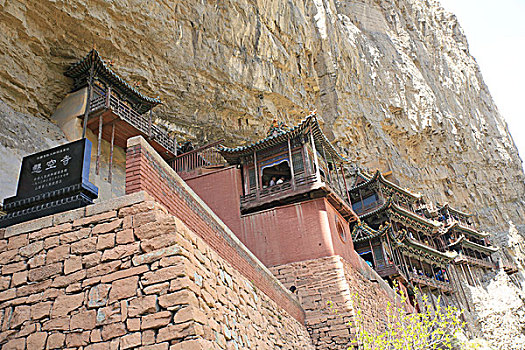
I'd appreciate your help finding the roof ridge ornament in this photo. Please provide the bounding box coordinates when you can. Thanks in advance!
[267,119,290,138]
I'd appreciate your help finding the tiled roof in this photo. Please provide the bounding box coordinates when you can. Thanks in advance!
[349,169,422,200]
[218,113,347,164]
[65,49,161,114]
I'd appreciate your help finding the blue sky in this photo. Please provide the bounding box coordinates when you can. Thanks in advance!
[440,0,525,166]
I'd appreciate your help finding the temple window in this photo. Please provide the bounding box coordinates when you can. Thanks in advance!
[261,158,291,188]
[336,217,347,243]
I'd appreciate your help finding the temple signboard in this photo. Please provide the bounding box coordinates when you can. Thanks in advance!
[0,139,98,228]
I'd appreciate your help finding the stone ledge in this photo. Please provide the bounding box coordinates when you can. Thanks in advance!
[3,191,151,238]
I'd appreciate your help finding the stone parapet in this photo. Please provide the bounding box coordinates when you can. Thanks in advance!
[0,192,314,349]
[125,135,305,324]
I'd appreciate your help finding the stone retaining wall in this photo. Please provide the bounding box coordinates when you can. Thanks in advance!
[125,136,305,323]
[0,192,314,349]
[271,256,395,349]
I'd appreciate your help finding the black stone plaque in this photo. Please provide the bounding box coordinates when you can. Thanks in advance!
[0,138,98,228]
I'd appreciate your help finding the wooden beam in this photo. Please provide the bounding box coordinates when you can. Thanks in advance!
[287,137,296,190]
[82,57,95,139]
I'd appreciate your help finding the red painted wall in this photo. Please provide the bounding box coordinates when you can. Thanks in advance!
[241,198,360,268]
[184,167,243,237]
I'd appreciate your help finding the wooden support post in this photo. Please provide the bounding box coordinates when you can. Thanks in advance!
[105,86,111,109]
[82,56,95,139]
[334,163,345,199]
[309,129,320,181]
[254,150,260,200]
[369,240,376,267]
[341,165,352,206]
[148,110,152,139]
[287,136,296,190]
[108,122,115,184]
[466,263,478,287]
[320,142,330,182]
[96,113,103,175]
[459,263,471,286]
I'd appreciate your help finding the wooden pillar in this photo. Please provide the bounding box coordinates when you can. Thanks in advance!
[105,86,111,109]
[287,137,296,190]
[320,141,330,182]
[334,163,345,198]
[82,57,95,139]
[108,122,115,184]
[254,150,260,200]
[459,263,471,286]
[148,110,152,139]
[309,128,320,181]
[466,263,478,287]
[369,239,376,267]
[96,114,103,175]
[341,165,352,205]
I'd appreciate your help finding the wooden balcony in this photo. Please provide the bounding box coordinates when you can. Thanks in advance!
[86,93,177,159]
[240,173,355,219]
[352,199,386,217]
[168,140,227,179]
[375,263,407,282]
[407,271,453,294]
[501,262,518,275]
[456,254,495,269]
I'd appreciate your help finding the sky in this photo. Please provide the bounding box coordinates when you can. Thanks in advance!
[439,0,525,166]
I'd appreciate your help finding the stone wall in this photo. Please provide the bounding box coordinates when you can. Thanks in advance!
[271,255,396,349]
[125,136,305,323]
[0,191,314,349]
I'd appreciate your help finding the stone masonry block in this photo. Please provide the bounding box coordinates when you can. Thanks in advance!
[46,244,70,263]
[128,295,157,318]
[132,245,180,266]
[86,191,150,217]
[141,311,171,330]
[51,293,84,317]
[100,265,149,284]
[120,332,142,349]
[27,331,47,349]
[8,234,28,250]
[93,219,122,235]
[70,310,97,331]
[116,229,134,244]
[96,233,116,250]
[109,276,139,302]
[4,215,53,238]
[28,262,62,282]
[142,266,185,286]
[101,242,140,262]
[71,237,97,254]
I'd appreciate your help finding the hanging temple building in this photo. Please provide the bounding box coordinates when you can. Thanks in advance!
[0,50,519,349]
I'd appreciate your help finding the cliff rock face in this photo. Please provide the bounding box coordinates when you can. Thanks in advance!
[1,0,524,345]
[1,0,523,233]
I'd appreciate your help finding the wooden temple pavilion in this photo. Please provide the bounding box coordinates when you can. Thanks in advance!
[219,114,355,221]
[65,50,176,180]
[349,170,457,295]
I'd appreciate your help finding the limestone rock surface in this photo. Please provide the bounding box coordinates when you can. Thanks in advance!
[0,0,523,233]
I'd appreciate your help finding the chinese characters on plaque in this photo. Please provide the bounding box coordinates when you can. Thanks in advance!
[0,139,98,228]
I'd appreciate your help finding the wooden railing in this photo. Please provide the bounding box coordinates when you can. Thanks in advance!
[240,173,318,206]
[407,271,452,292]
[89,94,177,155]
[457,254,495,269]
[352,199,385,216]
[168,140,226,174]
